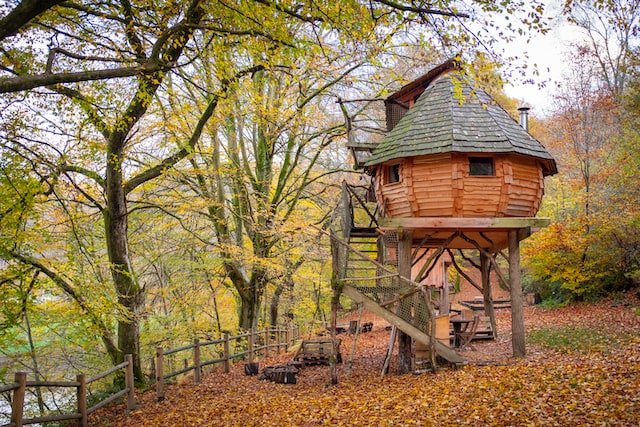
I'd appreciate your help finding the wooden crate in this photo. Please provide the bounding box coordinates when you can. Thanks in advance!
[293,339,342,366]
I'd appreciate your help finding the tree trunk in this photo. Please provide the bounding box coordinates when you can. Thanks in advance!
[105,151,143,381]
[270,283,285,326]
[480,252,498,339]
[238,274,267,331]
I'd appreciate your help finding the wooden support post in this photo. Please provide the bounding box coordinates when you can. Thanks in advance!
[76,374,87,427]
[480,252,497,339]
[223,332,231,373]
[11,372,26,427]
[248,329,255,363]
[264,329,270,357]
[397,230,413,374]
[155,347,165,401]
[193,339,201,384]
[440,260,450,315]
[286,325,291,348]
[124,355,136,411]
[509,230,525,357]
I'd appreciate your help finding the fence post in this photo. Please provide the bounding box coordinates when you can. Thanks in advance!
[248,329,255,363]
[156,347,165,401]
[76,374,87,427]
[264,329,270,357]
[125,354,136,411]
[223,332,230,373]
[193,339,201,383]
[11,371,26,427]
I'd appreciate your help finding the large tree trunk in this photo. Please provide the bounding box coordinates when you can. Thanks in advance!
[239,292,261,331]
[105,151,143,381]
[269,283,285,327]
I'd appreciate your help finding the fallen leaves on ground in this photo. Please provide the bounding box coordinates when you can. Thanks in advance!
[93,296,640,426]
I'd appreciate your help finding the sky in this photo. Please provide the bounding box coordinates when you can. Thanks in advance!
[502,1,587,117]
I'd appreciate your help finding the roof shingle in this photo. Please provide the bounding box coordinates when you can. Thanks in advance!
[365,75,557,175]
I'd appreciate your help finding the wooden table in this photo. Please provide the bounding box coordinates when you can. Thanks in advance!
[450,317,473,348]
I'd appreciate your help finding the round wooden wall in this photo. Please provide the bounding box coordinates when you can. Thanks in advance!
[373,153,544,218]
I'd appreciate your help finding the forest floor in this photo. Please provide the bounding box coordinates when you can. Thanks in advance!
[94,293,640,426]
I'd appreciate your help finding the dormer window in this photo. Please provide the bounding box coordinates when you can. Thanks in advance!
[469,157,494,176]
[386,163,401,184]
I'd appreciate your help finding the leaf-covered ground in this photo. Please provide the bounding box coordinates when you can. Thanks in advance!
[94,296,640,426]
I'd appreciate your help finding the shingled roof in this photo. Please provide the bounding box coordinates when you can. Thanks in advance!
[365,74,557,176]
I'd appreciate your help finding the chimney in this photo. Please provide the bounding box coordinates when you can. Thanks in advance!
[518,106,530,132]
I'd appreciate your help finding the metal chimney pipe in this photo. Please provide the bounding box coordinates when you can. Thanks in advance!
[518,106,530,132]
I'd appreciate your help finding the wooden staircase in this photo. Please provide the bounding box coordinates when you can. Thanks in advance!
[332,183,463,365]
[337,235,463,365]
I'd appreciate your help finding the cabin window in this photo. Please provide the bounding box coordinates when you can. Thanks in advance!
[469,157,494,176]
[386,164,401,184]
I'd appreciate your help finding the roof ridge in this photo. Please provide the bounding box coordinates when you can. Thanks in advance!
[472,84,510,144]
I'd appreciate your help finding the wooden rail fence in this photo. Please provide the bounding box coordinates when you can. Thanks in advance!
[155,325,299,400]
[0,354,135,427]
[1,325,299,426]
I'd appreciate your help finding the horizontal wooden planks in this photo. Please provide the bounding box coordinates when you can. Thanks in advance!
[375,154,546,219]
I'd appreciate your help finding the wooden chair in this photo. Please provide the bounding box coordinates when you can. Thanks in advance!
[455,315,480,350]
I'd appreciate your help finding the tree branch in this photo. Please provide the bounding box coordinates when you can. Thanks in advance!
[0,0,66,42]
[7,249,119,359]
[0,66,160,94]
[124,64,264,194]
[371,0,469,18]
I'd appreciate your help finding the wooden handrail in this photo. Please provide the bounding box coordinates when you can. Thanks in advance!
[2,358,134,427]
[87,360,128,384]
[0,382,19,393]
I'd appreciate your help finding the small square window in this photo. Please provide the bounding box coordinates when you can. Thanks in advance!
[469,157,494,176]
[387,164,400,184]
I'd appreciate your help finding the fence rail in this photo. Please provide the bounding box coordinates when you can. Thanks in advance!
[154,325,300,401]
[1,324,300,426]
[0,354,135,427]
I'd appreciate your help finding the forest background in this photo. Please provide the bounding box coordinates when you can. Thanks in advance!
[0,0,638,410]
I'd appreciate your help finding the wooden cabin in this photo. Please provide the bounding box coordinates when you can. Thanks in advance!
[364,62,557,219]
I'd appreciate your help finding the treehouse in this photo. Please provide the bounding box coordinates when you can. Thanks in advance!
[335,59,557,371]
[364,65,557,219]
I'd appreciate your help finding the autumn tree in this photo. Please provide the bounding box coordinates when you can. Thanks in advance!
[0,0,553,382]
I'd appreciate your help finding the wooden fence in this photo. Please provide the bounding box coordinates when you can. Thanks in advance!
[0,325,299,426]
[155,325,299,400]
[0,354,135,427]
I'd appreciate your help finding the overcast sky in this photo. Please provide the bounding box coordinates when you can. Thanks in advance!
[502,1,587,117]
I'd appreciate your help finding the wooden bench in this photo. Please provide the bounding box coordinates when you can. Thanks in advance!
[293,339,342,366]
